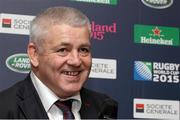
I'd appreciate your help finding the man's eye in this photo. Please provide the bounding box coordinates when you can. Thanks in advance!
[79,48,90,56]
[57,48,66,52]
[80,48,89,52]
[56,48,68,56]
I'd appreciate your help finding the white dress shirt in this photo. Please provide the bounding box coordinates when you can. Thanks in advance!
[30,72,82,120]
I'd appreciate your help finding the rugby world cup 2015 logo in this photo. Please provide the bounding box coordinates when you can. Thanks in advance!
[134,61,180,83]
[134,61,152,81]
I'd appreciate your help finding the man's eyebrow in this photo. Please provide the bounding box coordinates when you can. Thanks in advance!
[58,42,91,47]
[81,43,91,47]
[58,42,71,46]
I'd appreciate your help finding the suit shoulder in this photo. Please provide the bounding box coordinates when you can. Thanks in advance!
[81,88,118,104]
[81,88,118,119]
[0,81,24,115]
[0,80,25,102]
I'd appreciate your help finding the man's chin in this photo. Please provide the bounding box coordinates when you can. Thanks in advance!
[60,91,79,99]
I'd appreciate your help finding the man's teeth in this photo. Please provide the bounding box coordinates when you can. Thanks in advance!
[63,71,79,76]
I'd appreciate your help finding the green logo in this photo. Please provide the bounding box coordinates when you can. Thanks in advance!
[141,0,173,9]
[70,0,118,5]
[6,53,31,73]
[134,24,179,46]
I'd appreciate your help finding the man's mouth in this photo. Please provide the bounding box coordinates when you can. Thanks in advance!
[62,71,81,76]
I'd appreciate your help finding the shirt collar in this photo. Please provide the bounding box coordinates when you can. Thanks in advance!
[30,72,81,112]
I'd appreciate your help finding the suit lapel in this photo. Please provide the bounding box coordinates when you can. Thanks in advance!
[80,88,99,119]
[15,75,102,119]
[16,74,48,119]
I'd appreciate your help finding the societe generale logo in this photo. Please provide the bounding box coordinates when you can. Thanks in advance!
[141,0,173,9]
[133,98,180,119]
[6,53,31,73]
[2,18,12,28]
[0,13,35,35]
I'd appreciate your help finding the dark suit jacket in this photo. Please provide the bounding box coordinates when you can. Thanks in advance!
[0,74,118,119]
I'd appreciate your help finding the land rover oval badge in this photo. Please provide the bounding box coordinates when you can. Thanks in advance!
[6,53,31,73]
[141,0,173,9]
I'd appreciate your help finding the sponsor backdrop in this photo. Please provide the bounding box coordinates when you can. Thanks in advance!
[0,0,179,119]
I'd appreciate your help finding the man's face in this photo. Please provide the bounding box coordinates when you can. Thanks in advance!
[29,24,92,98]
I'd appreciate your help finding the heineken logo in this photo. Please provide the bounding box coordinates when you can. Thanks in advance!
[6,53,31,73]
[152,27,162,37]
[141,0,173,9]
[134,24,179,46]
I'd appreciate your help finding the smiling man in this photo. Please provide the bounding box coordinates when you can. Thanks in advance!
[0,6,118,119]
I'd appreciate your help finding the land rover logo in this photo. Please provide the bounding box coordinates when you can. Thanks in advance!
[6,53,31,73]
[141,0,173,9]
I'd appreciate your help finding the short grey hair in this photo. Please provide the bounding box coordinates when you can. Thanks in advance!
[29,6,91,51]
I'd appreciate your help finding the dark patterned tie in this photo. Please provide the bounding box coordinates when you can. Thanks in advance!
[55,100,75,119]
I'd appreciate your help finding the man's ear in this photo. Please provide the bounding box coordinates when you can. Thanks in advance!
[27,42,39,67]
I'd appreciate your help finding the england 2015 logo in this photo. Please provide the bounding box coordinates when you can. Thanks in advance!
[134,61,180,83]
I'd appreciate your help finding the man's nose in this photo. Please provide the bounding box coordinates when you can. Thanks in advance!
[67,51,82,66]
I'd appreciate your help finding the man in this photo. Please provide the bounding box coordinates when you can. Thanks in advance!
[0,6,118,119]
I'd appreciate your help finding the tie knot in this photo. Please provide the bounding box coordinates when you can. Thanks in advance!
[55,99,75,119]
[55,99,73,111]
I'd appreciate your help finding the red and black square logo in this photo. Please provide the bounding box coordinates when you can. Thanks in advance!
[136,104,144,113]
[2,18,11,28]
